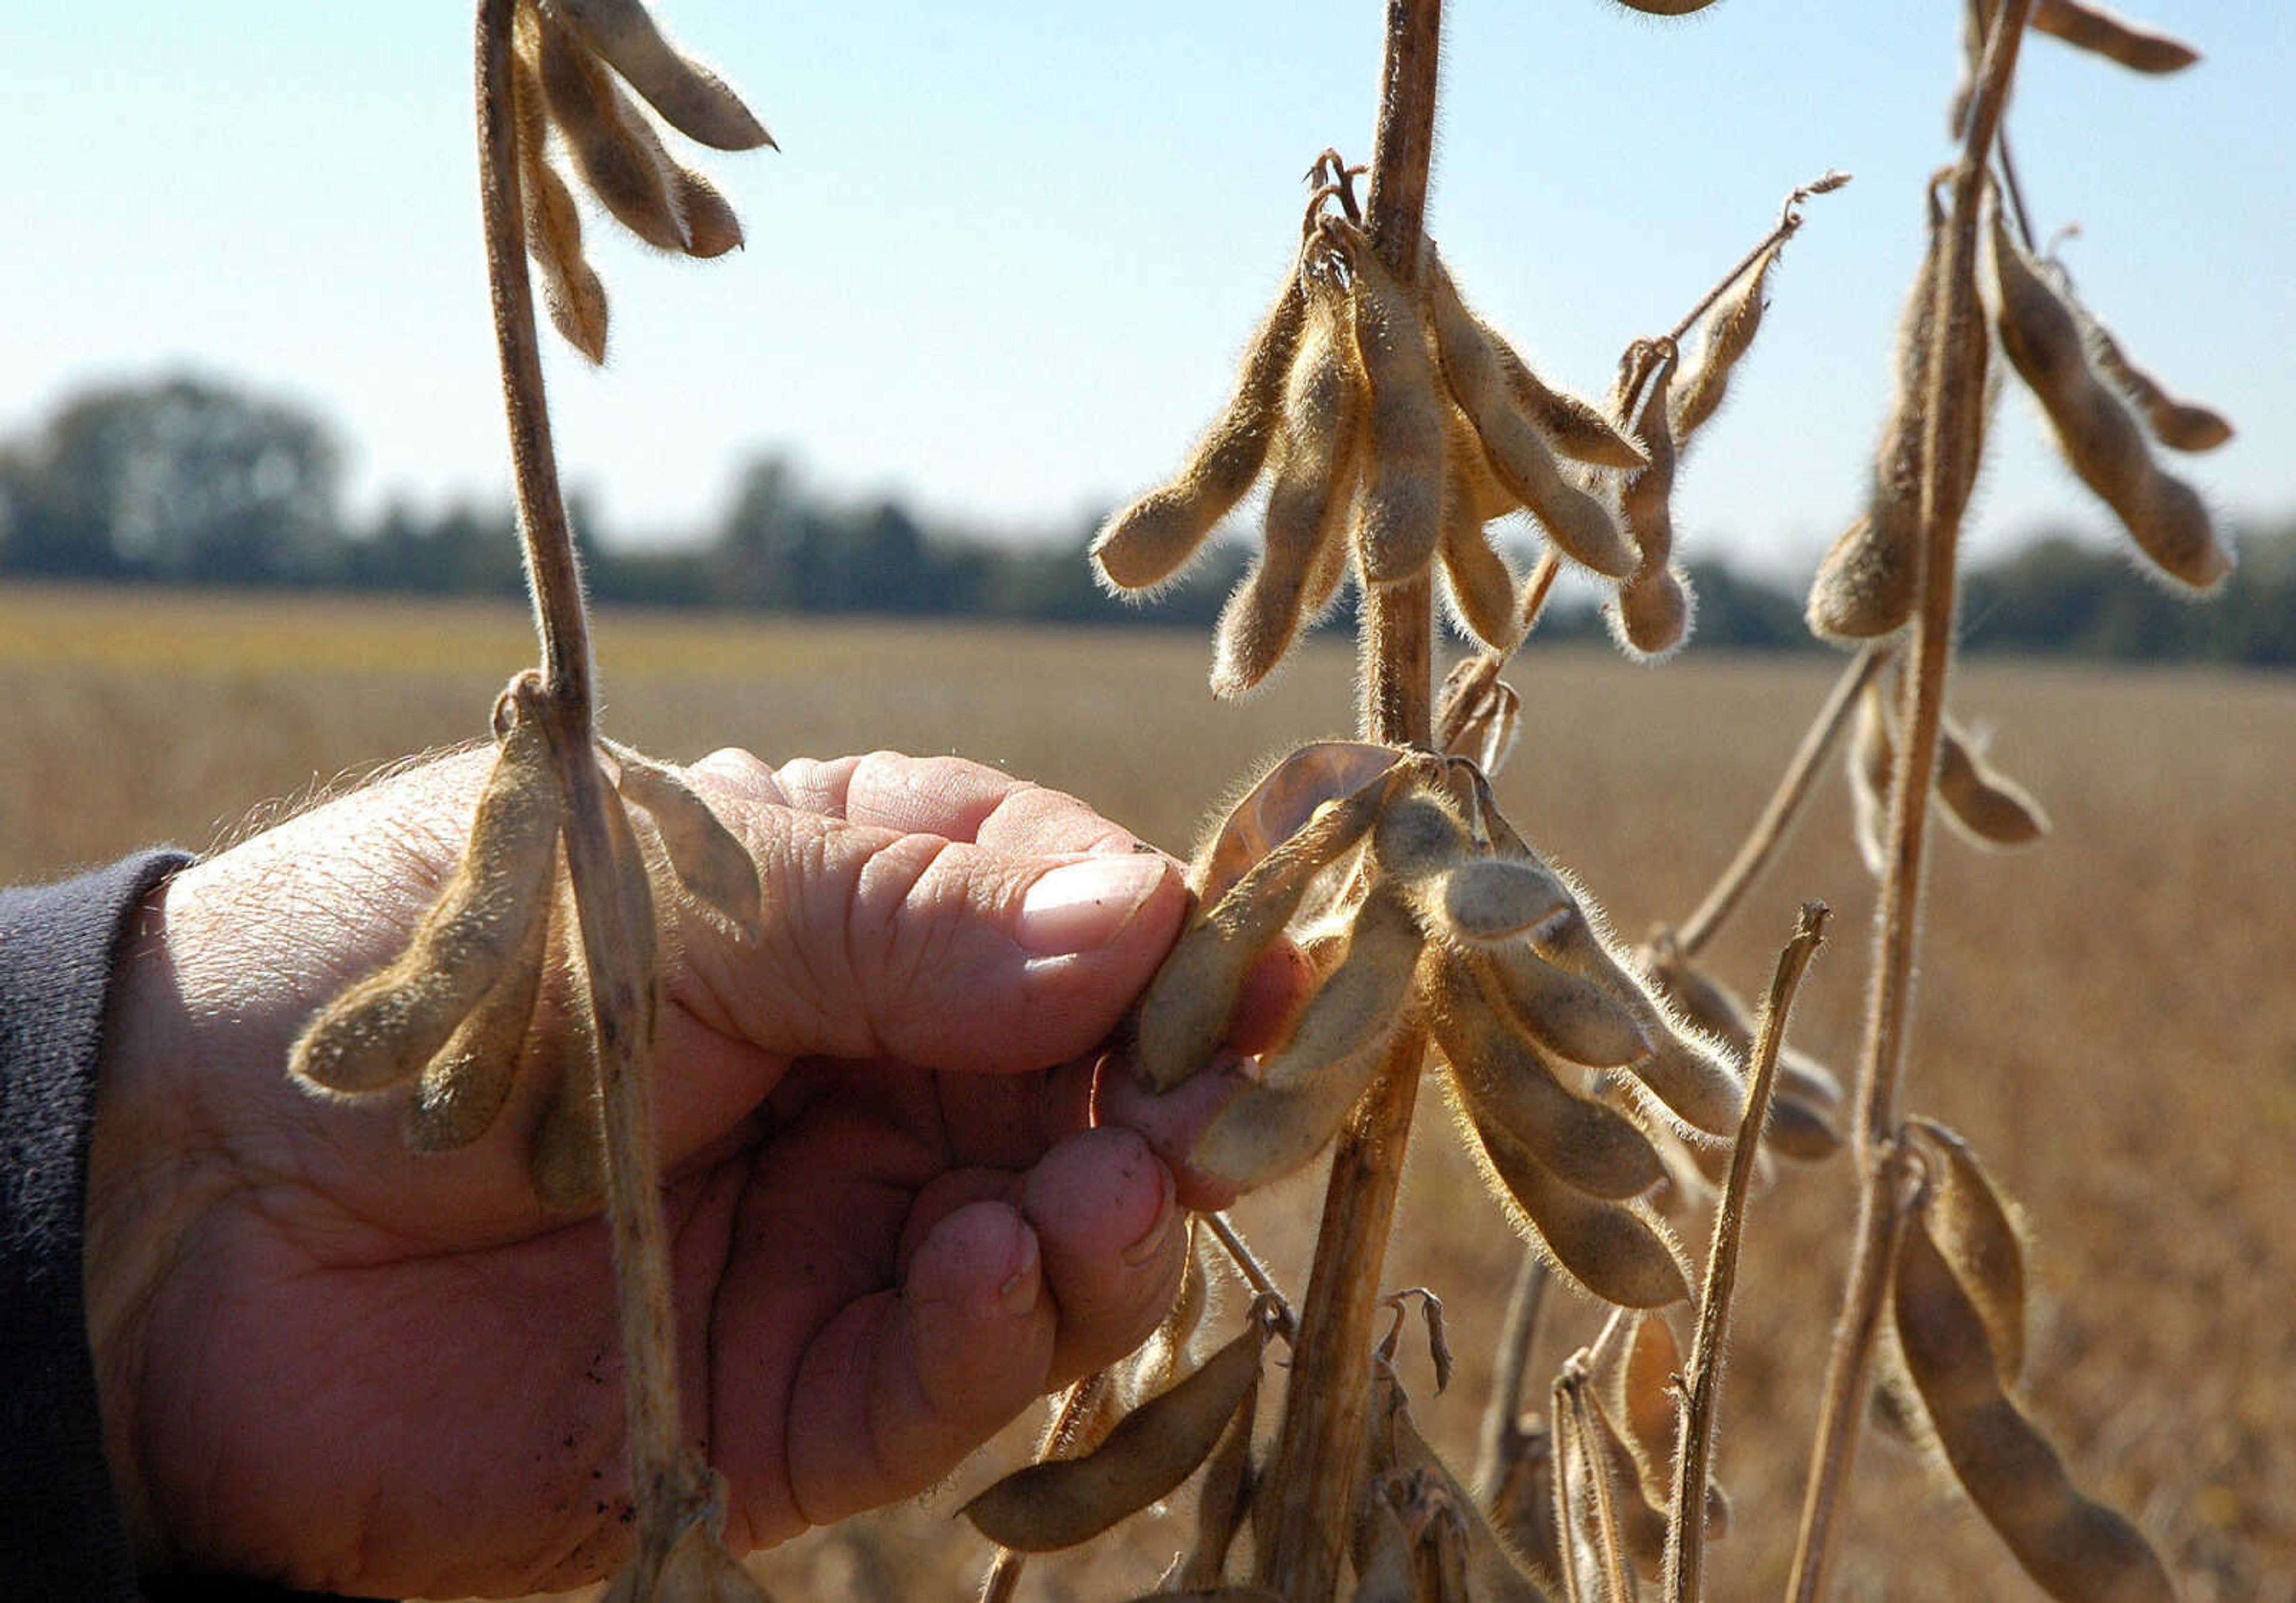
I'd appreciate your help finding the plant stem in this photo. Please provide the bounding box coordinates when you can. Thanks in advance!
[1664,170,1851,347]
[1254,3,1442,1596]
[1785,5,2031,1596]
[478,0,698,1561]
[1664,902,1830,1602]
[1473,1251,1550,1498]
[1204,1210,1296,1338]
[1677,648,1885,958]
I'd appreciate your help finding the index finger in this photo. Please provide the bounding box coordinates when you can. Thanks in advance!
[747,751,1154,856]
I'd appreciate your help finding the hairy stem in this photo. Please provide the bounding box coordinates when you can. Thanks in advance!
[1254,3,1442,1596]
[1677,648,1885,958]
[1473,1251,1551,1497]
[1786,5,2031,1596]
[1204,1210,1296,1338]
[1664,903,1830,1602]
[477,0,698,1558]
[1664,169,1851,346]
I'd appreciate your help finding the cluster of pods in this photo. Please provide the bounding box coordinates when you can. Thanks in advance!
[1091,170,1808,696]
[505,0,774,362]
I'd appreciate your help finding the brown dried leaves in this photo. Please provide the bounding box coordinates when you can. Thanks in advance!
[510,0,771,363]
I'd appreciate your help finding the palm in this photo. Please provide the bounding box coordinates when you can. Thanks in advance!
[97,749,1257,1598]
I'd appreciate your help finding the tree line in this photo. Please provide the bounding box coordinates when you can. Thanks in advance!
[4,374,2288,665]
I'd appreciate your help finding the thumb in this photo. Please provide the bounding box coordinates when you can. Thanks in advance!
[679,764,1184,1073]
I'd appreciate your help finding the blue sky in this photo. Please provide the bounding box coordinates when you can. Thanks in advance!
[4,2,2288,577]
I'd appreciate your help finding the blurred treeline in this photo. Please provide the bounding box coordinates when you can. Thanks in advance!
[5,374,2289,665]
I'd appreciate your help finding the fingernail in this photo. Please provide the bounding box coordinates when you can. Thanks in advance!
[997,1228,1042,1317]
[1016,856,1169,957]
[1120,1162,1178,1268]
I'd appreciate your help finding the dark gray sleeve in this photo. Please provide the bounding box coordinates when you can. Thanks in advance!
[1,855,379,1603]
[1,852,191,1599]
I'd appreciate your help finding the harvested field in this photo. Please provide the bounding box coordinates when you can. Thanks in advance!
[5,583,2289,1601]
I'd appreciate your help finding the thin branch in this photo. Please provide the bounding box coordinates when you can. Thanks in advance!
[976,1372,1114,1603]
[1665,170,1852,346]
[1474,1251,1551,1497]
[478,0,706,1569]
[1254,3,1443,1597]
[1995,128,2038,255]
[1786,4,2033,1596]
[1677,647,1886,958]
[1202,1210,1296,1339]
[1664,903,1830,1602]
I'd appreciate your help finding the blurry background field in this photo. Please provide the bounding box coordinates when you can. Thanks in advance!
[5,583,2289,1601]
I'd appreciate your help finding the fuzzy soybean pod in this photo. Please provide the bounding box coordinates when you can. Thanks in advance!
[511,33,610,364]
[2084,313,2233,453]
[1211,279,1370,695]
[1468,1110,1692,1309]
[1094,276,1309,593]
[1375,1385,1550,1603]
[552,0,774,151]
[1437,407,1526,652]
[1552,1365,1641,1603]
[1342,236,1447,588]
[2031,0,2201,73]
[1894,1209,2176,1602]
[291,710,563,1096]
[961,1317,1269,1552]
[1480,945,1652,1071]
[1669,241,1781,449]
[1176,1366,1257,1590]
[1634,935,1845,1161]
[1528,913,1745,1140]
[1422,256,1638,581]
[1609,343,1690,661]
[606,740,765,938]
[1989,214,2232,591]
[1935,718,2050,850]
[536,9,692,252]
[1135,771,1393,1089]
[404,886,553,1153]
[1191,740,1400,906]
[1906,1117,2032,1381]
[1425,954,1667,1201]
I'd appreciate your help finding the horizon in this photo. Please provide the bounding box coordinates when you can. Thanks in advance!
[5,2,2287,581]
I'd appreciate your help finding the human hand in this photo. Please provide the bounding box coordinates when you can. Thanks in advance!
[87,747,1293,1598]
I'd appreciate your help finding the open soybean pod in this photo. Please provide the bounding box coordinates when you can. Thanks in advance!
[1669,239,1783,450]
[1894,1205,2176,1602]
[1336,228,1447,588]
[1602,1315,1730,1580]
[607,740,764,939]
[1987,210,2231,593]
[1935,717,2050,850]
[1448,677,1522,779]
[1425,952,1666,1201]
[1135,765,1396,1089]
[1093,274,1309,593]
[1191,740,1400,905]
[1466,1107,1692,1308]
[291,705,563,1097]
[961,1312,1270,1552]
[552,0,774,151]
[2031,0,2202,73]
[1906,1117,2033,1381]
[2082,310,2234,454]
[1211,273,1370,696]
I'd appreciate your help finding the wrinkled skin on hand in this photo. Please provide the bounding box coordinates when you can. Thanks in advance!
[87,748,1302,1598]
